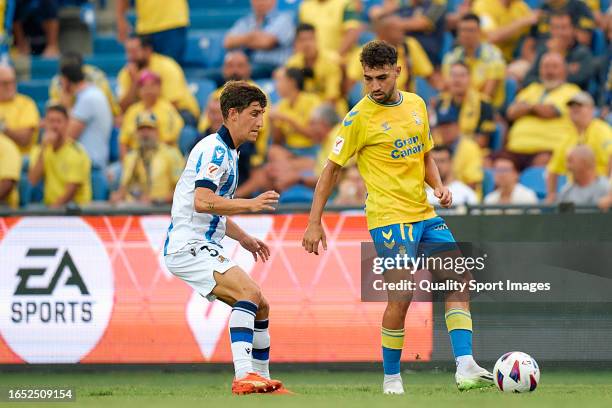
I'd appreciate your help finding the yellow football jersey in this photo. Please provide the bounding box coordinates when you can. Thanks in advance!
[29,141,92,206]
[134,0,189,34]
[0,94,41,155]
[0,134,22,208]
[328,91,437,230]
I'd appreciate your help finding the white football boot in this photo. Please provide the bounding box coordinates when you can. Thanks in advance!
[383,374,405,395]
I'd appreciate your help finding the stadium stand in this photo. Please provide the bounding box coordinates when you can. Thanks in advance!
[1,0,610,211]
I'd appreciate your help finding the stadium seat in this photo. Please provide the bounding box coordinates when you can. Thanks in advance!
[348,82,363,109]
[255,79,279,104]
[279,184,314,204]
[489,123,504,152]
[18,80,50,103]
[482,168,495,197]
[519,166,547,200]
[277,0,301,13]
[93,34,124,55]
[504,77,518,111]
[359,30,376,46]
[189,79,217,109]
[30,57,60,79]
[186,30,226,69]
[591,29,606,57]
[524,0,542,8]
[189,8,250,30]
[84,55,126,77]
[415,77,438,103]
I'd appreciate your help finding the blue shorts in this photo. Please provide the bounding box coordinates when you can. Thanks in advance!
[369,216,457,259]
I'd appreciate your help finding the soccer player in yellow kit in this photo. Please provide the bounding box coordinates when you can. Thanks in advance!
[302,40,493,394]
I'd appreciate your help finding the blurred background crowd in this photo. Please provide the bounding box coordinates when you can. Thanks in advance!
[0,0,611,212]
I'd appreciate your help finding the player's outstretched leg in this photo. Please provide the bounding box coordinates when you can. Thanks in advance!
[211,266,284,395]
[444,301,493,391]
[381,301,410,395]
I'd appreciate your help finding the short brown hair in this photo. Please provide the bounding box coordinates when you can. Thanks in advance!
[219,81,267,120]
[360,40,397,69]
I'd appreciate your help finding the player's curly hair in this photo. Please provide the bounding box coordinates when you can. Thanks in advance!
[220,81,267,120]
[360,40,398,69]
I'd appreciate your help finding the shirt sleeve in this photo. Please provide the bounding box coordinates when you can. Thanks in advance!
[120,152,138,188]
[328,109,365,167]
[420,97,434,153]
[119,107,136,147]
[263,12,296,47]
[117,68,130,100]
[0,140,21,181]
[194,142,228,191]
[407,38,433,78]
[71,94,94,123]
[17,97,41,129]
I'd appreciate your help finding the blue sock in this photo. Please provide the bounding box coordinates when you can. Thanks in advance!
[449,329,473,357]
[381,327,404,375]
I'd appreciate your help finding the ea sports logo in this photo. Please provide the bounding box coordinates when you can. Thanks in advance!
[0,217,114,363]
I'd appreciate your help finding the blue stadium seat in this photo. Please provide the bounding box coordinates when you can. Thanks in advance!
[489,123,504,152]
[189,8,250,30]
[188,0,250,9]
[93,34,124,55]
[277,0,301,13]
[30,57,60,79]
[186,30,226,69]
[18,80,50,103]
[359,30,376,46]
[84,55,126,77]
[255,79,279,104]
[415,77,438,103]
[504,77,518,110]
[482,168,495,197]
[591,29,606,57]
[279,184,314,204]
[519,166,547,200]
[189,78,217,109]
[440,31,454,62]
[109,127,120,164]
[524,0,542,9]
[348,81,363,109]
[601,0,610,11]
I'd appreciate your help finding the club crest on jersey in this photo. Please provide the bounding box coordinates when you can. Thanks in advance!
[381,122,391,132]
[332,136,345,154]
[412,111,423,125]
[205,163,220,179]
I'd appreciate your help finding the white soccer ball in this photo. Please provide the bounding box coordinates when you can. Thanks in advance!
[493,351,540,393]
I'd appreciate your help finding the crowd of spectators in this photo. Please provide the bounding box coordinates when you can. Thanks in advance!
[1,0,612,212]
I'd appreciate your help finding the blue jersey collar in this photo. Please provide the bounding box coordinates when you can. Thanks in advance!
[217,125,236,150]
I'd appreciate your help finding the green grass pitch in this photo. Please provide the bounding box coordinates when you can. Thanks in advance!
[1,369,611,407]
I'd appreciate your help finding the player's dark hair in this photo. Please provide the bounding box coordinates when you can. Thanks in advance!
[60,60,85,83]
[285,67,305,91]
[460,13,481,26]
[360,40,398,69]
[46,104,69,118]
[296,22,315,37]
[220,81,267,120]
[60,51,84,68]
[432,145,453,156]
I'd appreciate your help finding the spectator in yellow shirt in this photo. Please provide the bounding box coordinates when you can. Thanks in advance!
[546,91,612,202]
[0,132,21,208]
[299,0,364,57]
[111,111,184,205]
[0,65,40,155]
[506,52,581,169]
[347,14,435,95]
[116,0,189,64]
[28,105,92,208]
[119,70,184,157]
[270,67,323,157]
[442,13,506,109]
[49,52,120,117]
[118,35,199,124]
[434,101,484,190]
[286,23,346,114]
[434,62,496,148]
[473,0,539,62]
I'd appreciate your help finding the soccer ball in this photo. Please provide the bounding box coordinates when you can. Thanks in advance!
[493,351,540,393]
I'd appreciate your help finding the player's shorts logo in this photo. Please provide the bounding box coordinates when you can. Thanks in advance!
[0,217,114,363]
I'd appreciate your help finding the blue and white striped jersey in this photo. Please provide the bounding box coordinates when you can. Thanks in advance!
[163,125,239,255]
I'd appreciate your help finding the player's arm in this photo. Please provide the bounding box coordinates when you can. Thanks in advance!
[226,217,271,262]
[424,151,452,208]
[303,160,343,255]
[194,187,279,216]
